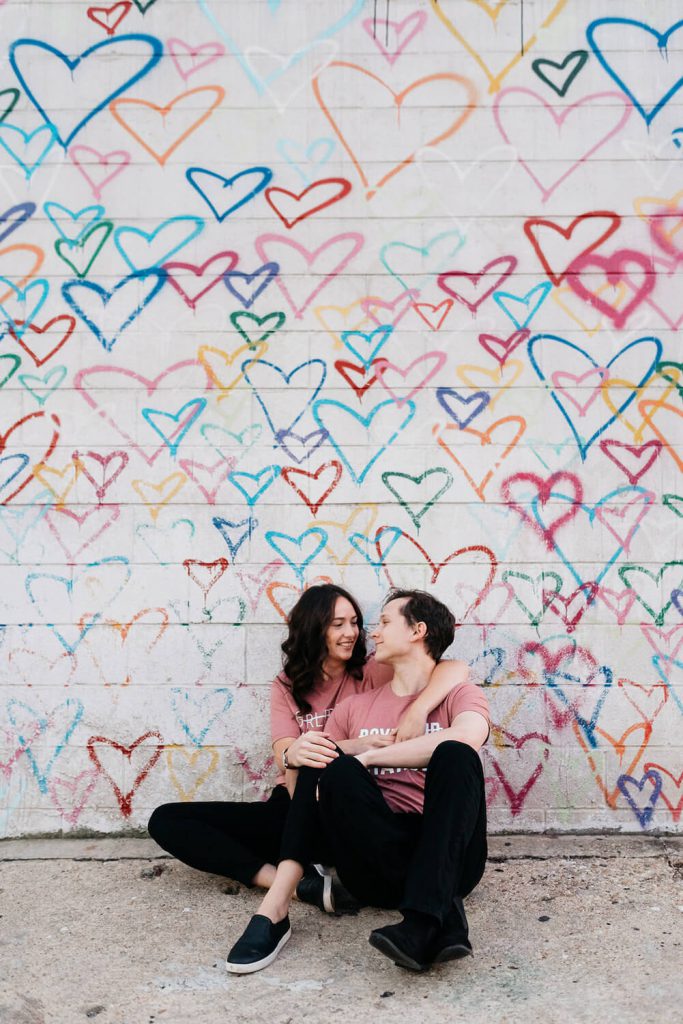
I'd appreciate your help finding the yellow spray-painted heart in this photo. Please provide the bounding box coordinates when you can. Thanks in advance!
[34,459,80,507]
[131,472,187,521]
[166,745,219,801]
[198,340,267,394]
[430,0,570,93]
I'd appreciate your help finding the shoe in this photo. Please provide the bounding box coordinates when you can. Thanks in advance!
[368,919,437,972]
[296,864,361,916]
[226,914,291,974]
[432,897,473,963]
[296,864,334,913]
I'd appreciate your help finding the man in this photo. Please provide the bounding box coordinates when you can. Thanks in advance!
[227,589,490,974]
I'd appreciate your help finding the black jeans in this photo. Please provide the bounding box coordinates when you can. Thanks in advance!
[147,786,291,886]
[280,741,487,923]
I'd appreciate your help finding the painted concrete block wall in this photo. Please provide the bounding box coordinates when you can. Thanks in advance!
[0,0,681,836]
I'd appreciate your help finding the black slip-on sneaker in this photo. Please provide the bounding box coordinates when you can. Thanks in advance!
[226,914,291,974]
[432,935,472,963]
[432,897,473,963]
[296,864,334,913]
[296,864,361,916]
[368,922,435,973]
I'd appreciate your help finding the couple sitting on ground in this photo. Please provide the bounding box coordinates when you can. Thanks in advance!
[149,585,490,974]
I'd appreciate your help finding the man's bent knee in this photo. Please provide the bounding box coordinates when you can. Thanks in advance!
[429,739,483,772]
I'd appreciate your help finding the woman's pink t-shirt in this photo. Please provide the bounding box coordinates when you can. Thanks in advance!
[326,682,490,815]
[270,656,393,783]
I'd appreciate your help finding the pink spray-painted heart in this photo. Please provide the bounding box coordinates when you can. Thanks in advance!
[254,232,364,319]
[438,255,516,313]
[361,10,427,66]
[493,88,632,202]
[164,250,239,309]
[73,450,129,501]
[477,328,529,366]
[599,439,662,485]
[374,351,447,406]
[69,145,131,200]
[565,248,656,329]
[73,360,211,466]
[167,38,226,80]
[500,471,583,551]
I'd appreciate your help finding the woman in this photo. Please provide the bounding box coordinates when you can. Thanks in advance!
[148,583,459,905]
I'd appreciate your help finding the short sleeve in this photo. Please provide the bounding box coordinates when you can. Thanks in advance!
[270,675,301,744]
[360,654,394,691]
[446,682,490,726]
[326,698,352,742]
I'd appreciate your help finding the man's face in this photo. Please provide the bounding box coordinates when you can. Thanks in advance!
[371,599,417,663]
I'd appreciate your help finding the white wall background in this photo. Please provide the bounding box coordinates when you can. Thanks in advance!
[0,0,681,836]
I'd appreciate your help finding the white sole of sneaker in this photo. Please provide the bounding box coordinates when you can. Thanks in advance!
[225,927,292,975]
[322,873,334,913]
[312,864,335,914]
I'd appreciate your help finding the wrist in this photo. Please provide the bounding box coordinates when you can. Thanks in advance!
[409,697,429,717]
[282,746,297,770]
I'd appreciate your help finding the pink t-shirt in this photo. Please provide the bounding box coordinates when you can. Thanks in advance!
[326,682,490,815]
[270,656,393,783]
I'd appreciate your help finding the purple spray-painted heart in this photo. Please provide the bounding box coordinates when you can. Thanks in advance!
[436,388,490,428]
[223,262,279,308]
[617,769,662,829]
[0,202,36,245]
[276,428,328,464]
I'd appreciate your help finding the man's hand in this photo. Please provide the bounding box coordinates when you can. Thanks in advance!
[341,732,397,756]
[286,731,338,768]
[394,703,428,743]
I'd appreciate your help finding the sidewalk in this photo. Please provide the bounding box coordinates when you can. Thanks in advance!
[1,835,681,1024]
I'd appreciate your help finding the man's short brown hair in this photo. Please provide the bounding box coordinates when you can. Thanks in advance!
[383,589,456,661]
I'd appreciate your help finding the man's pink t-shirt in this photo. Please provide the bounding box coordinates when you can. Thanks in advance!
[326,681,490,815]
[270,656,393,783]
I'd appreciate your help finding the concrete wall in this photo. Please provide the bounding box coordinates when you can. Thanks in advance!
[0,0,680,836]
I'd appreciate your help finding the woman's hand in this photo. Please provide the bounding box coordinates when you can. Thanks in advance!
[286,730,338,768]
[395,704,428,743]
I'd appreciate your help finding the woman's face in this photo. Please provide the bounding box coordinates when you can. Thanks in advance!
[325,596,360,662]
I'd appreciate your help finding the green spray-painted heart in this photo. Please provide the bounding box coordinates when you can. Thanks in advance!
[381,467,453,530]
[230,311,286,349]
[0,352,21,387]
[54,220,113,278]
[502,570,563,626]
[663,493,683,519]
[619,561,683,625]
[0,88,20,124]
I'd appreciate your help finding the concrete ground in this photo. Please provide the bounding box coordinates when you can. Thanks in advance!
[1,835,681,1024]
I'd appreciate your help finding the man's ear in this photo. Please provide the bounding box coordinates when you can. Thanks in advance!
[412,621,428,641]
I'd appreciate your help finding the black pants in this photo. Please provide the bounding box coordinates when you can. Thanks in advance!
[147,785,291,886]
[280,741,487,923]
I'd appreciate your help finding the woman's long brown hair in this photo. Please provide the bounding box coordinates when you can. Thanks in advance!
[281,584,367,712]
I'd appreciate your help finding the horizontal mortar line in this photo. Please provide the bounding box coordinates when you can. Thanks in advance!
[15,157,683,169]
[0,833,679,862]
[23,212,683,218]
[20,215,682,225]
[10,94,683,105]
[13,153,683,170]
[9,270,679,278]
